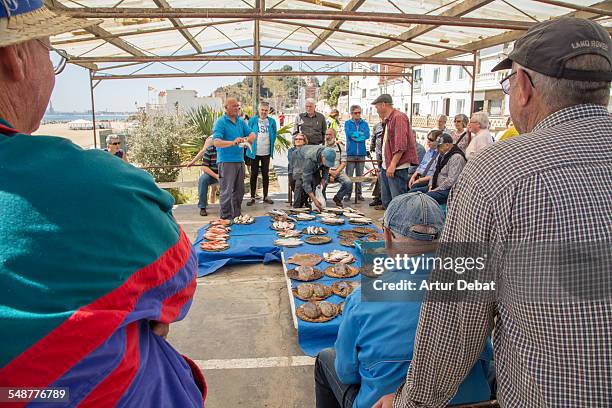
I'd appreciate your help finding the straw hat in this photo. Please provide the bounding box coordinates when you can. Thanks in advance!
[0,0,100,48]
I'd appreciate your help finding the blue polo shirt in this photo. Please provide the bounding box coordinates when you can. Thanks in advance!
[212,114,252,163]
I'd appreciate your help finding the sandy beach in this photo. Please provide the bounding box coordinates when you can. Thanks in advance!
[33,121,130,149]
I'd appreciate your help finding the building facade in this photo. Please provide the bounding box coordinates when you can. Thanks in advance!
[147,88,223,115]
[348,44,513,133]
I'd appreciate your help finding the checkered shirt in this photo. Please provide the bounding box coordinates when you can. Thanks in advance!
[393,104,612,408]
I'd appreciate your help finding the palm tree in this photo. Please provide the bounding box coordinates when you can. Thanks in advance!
[180,106,222,159]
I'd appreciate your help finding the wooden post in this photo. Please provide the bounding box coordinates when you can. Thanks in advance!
[89,70,98,149]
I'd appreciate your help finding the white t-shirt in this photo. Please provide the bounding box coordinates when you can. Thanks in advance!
[256,118,270,156]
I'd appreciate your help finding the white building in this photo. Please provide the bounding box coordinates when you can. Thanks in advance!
[147,88,223,115]
[348,44,513,133]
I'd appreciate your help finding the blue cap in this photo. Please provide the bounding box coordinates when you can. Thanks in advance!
[383,192,444,241]
[321,147,336,168]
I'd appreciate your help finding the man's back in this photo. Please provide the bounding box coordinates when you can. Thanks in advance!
[439,104,612,407]
[0,131,203,406]
[336,264,493,408]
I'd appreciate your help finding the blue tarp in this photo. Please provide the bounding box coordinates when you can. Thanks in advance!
[192,214,382,357]
[193,216,282,277]
[283,220,382,357]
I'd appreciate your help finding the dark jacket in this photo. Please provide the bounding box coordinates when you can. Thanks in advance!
[294,112,327,145]
[292,145,330,194]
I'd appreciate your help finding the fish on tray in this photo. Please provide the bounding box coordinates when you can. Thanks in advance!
[274,237,303,247]
[297,301,339,323]
[233,214,255,224]
[302,226,327,235]
[272,221,295,231]
[323,250,356,264]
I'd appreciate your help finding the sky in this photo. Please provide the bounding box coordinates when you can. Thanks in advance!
[49,64,240,113]
[49,60,340,113]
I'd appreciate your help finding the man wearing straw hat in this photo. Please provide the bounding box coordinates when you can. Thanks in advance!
[0,2,206,405]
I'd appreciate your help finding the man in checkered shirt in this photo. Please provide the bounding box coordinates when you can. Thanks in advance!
[374,17,612,408]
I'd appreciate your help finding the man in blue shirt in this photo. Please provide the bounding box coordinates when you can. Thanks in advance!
[314,193,493,408]
[212,97,256,219]
[343,105,370,201]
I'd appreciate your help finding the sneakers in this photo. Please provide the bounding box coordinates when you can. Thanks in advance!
[369,200,382,207]
[199,208,207,216]
[263,197,274,204]
[246,198,256,206]
[333,197,343,208]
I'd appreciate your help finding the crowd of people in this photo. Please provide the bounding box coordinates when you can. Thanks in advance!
[2,3,611,407]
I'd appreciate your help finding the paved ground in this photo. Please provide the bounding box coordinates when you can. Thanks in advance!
[168,173,382,407]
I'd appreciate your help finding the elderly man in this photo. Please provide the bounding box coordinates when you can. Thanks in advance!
[0,3,205,406]
[187,136,218,216]
[343,104,370,201]
[315,193,493,408]
[376,17,612,408]
[292,144,336,211]
[247,101,277,206]
[465,111,493,160]
[294,98,327,145]
[324,128,352,207]
[104,134,128,162]
[435,114,449,133]
[213,97,256,219]
[372,94,419,209]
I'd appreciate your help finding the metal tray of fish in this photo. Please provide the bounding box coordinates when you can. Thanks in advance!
[305,235,332,245]
[301,226,328,235]
[274,237,303,247]
[292,283,333,301]
[331,280,360,297]
[287,265,323,281]
[296,301,340,323]
[324,263,360,278]
[287,253,323,267]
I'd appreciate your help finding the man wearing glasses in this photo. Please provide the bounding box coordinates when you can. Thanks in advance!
[343,104,370,202]
[376,17,612,408]
[0,3,205,406]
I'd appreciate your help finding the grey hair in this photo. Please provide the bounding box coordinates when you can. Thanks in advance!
[106,134,120,145]
[305,98,316,106]
[471,111,490,129]
[349,104,362,113]
[259,101,270,108]
[454,114,468,127]
[517,54,611,111]
[437,114,448,121]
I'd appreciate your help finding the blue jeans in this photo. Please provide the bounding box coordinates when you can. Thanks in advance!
[345,155,365,198]
[197,172,218,209]
[379,167,410,209]
[315,348,359,408]
[409,185,450,205]
[331,171,353,201]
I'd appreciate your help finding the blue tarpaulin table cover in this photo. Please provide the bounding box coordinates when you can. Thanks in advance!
[193,216,282,277]
[193,214,381,356]
[282,219,382,357]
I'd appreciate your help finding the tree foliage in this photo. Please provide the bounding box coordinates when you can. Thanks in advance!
[128,112,192,183]
[320,76,349,108]
[214,65,306,110]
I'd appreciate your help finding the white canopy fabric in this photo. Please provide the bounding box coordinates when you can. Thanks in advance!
[47,0,611,76]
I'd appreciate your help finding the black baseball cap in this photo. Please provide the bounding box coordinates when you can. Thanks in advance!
[492,17,612,82]
[435,133,454,147]
[371,94,393,105]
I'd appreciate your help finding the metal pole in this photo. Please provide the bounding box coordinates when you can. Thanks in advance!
[409,67,414,123]
[253,19,261,111]
[470,51,477,116]
[89,70,98,149]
